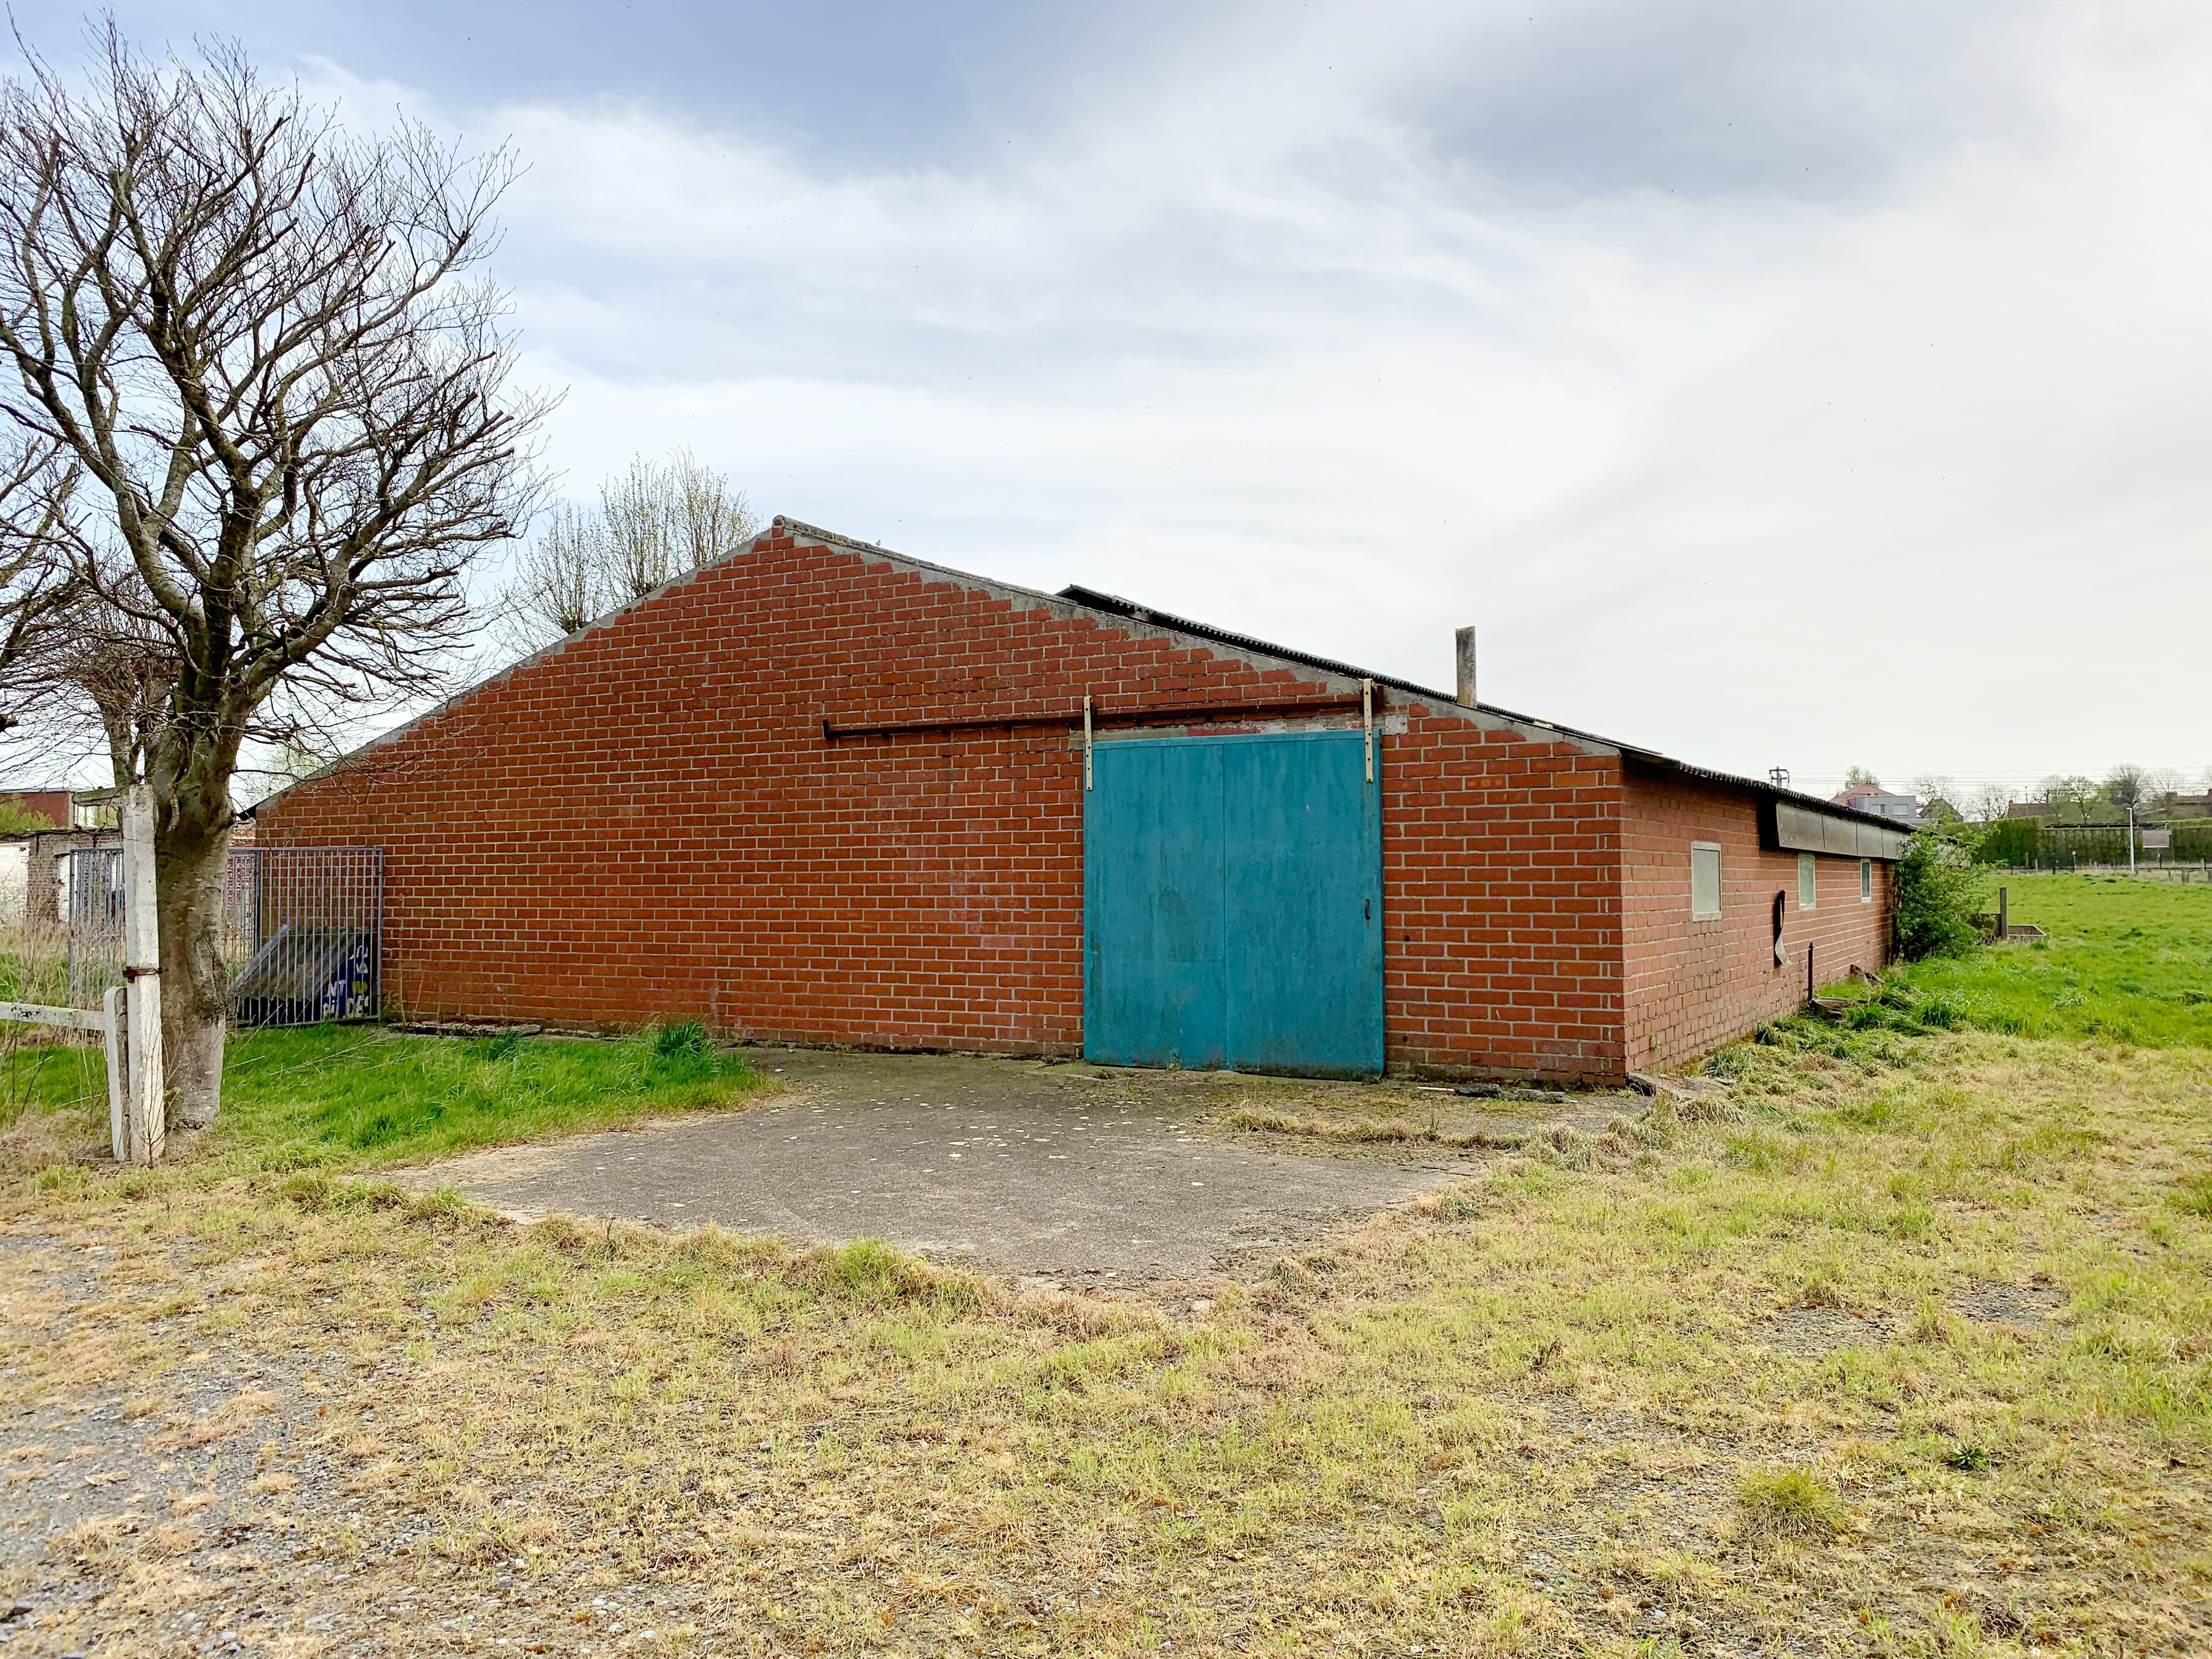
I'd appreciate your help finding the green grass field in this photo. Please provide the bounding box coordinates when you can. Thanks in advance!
[0,1020,761,1171]
[1819,872,2212,1047]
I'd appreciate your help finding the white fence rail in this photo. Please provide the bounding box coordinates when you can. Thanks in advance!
[0,989,128,1156]
[0,998,110,1032]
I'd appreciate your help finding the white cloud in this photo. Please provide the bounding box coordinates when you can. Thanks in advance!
[325,1,2212,793]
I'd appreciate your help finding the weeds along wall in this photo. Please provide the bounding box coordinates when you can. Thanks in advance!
[1620,768,1894,1073]
[256,524,1634,1079]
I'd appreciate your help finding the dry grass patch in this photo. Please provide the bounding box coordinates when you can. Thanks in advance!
[150,1386,281,1451]
[1223,1103,1532,1149]
[1224,1104,1649,1173]
[1,1029,2208,1655]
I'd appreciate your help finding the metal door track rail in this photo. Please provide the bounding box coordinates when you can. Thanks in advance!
[823,692,1375,741]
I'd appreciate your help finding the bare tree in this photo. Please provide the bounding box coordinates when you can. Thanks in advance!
[504,450,754,647]
[45,560,180,786]
[669,450,755,575]
[1841,765,1882,791]
[2033,774,2098,823]
[1912,775,1963,822]
[603,448,754,598]
[1967,782,2013,824]
[0,29,545,1128]
[2102,764,2158,817]
[0,455,177,786]
[506,500,606,641]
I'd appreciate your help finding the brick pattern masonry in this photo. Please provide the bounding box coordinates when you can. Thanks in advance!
[258,524,1892,1082]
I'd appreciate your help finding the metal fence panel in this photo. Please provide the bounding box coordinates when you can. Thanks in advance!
[65,847,125,1008]
[227,847,384,1026]
[66,844,384,1025]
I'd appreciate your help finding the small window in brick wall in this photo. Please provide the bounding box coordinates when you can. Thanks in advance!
[1798,851,1817,910]
[1691,842,1722,920]
[1860,857,1873,902]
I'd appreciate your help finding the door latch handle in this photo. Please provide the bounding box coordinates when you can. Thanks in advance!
[1364,899,1372,921]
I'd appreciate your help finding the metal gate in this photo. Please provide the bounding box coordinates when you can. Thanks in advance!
[67,844,384,1026]
[64,846,126,1008]
[1083,730,1384,1077]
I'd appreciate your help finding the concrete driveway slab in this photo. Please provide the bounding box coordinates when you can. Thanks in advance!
[402,1047,1494,1283]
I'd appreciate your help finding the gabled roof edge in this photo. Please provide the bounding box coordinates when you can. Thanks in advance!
[250,513,1910,838]
[771,517,1622,760]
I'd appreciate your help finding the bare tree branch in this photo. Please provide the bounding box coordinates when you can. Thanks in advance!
[503,448,754,649]
[0,433,90,732]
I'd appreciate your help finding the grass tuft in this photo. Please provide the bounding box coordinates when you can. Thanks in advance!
[653,1019,709,1059]
[1737,1466,1850,1538]
[797,1236,984,1308]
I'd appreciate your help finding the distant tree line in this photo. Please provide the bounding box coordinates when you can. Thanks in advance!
[1842,764,2212,879]
[1849,765,2208,827]
[1976,764,2198,826]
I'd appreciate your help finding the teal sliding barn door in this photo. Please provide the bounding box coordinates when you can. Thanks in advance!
[1084,730,1383,1078]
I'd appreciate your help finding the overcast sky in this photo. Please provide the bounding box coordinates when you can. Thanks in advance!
[14,1,2211,797]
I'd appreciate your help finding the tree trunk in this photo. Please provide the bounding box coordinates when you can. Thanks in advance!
[101,704,134,788]
[150,720,242,1132]
[156,816,230,1129]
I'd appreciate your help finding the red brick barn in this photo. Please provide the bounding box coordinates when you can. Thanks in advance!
[252,517,1908,1082]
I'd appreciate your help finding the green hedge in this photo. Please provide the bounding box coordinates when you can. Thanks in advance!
[1975,816,2212,867]
[1977,817,2039,866]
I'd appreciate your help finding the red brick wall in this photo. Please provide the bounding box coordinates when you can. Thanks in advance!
[1,789,70,828]
[1383,712,1624,1082]
[259,526,1630,1079]
[1620,770,1893,1071]
[266,527,1288,1055]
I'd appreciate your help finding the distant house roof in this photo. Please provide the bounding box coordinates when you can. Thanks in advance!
[1830,785,1922,822]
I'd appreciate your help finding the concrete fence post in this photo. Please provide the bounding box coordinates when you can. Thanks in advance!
[121,783,163,1165]
[102,984,127,1160]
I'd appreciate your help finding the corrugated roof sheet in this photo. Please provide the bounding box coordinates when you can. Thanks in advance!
[1052,580,1900,837]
